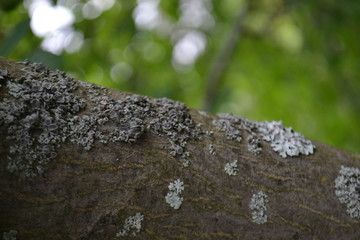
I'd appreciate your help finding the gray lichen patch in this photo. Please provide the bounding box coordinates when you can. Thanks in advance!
[0,61,202,176]
[212,114,242,142]
[247,134,262,155]
[87,94,202,162]
[149,98,202,158]
[83,94,154,145]
[249,190,269,224]
[1,62,86,177]
[0,69,8,87]
[334,165,360,219]
[213,113,315,158]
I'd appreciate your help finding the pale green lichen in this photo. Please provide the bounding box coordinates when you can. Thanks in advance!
[249,191,269,224]
[116,212,144,237]
[334,165,360,219]
[257,120,315,158]
[165,179,185,209]
[213,113,315,158]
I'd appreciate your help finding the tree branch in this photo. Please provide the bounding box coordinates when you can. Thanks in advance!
[202,4,284,112]
[1,57,360,240]
[202,8,247,112]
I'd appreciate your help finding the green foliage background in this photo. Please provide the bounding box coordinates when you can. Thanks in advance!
[1,0,360,153]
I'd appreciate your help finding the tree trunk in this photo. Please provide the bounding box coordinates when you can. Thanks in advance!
[0,57,359,240]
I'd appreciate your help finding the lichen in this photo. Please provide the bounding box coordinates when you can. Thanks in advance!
[224,160,238,176]
[257,120,315,158]
[205,130,214,136]
[2,230,17,240]
[165,179,184,209]
[212,115,242,142]
[0,62,86,176]
[334,165,360,219]
[180,151,191,167]
[0,69,8,88]
[0,61,203,176]
[208,144,216,156]
[213,113,315,158]
[89,95,202,163]
[149,98,202,161]
[249,190,269,224]
[116,212,144,237]
[247,134,262,155]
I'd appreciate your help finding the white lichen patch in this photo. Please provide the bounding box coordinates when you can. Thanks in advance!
[208,144,216,156]
[334,165,360,219]
[249,191,269,224]
[205,130,214,136]
[213,113,315,158]
[116,212,144,237]
[165,179,184,209]
[224,160,238,176]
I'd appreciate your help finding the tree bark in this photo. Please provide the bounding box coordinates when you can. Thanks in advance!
[0,57,359,240]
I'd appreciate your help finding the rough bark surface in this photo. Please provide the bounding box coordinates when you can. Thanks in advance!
[0,57,360,240]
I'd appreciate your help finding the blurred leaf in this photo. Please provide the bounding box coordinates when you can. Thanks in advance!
[0,0,22,12]
[29,49,64,71]
[0,18,30,57]
[159,0,180,20]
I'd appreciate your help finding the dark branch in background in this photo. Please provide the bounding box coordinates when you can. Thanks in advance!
[202,8,247,112]
[202,3,283,112]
